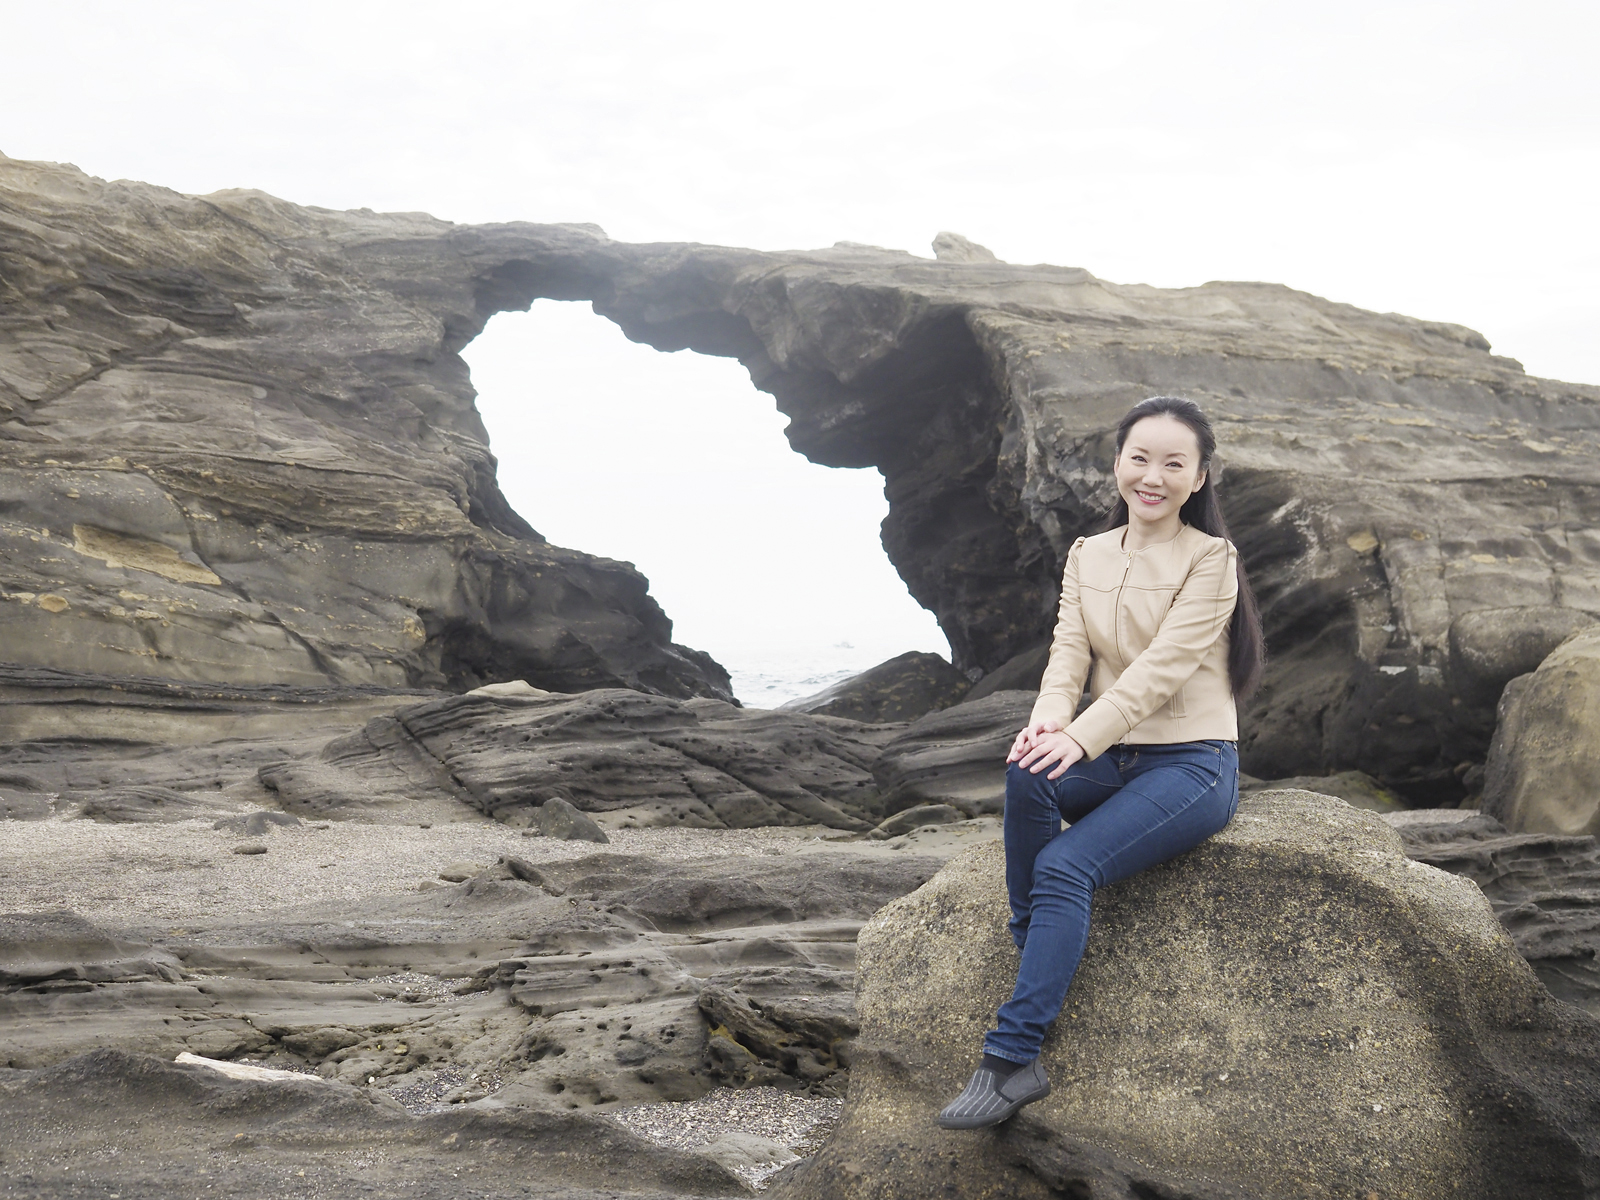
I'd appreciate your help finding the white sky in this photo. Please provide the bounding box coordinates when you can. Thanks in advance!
[7,1,1597,688]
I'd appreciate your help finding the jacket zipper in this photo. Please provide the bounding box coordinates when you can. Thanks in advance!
[1115,546,1134,668]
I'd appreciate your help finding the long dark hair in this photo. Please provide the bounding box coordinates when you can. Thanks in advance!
[1102,395,1266,700]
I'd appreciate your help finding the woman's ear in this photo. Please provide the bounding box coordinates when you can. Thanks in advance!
[1194,470,1207,493]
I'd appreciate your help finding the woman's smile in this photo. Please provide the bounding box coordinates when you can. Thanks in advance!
[1133,489,1166,505]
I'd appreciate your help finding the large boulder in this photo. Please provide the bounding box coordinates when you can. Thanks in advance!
[1482,628,1600,835]
[777,791,1600,1200]
[780,651,970,723]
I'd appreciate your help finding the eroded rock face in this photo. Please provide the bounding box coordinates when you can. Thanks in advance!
[779,651,971,723]
[7,152,1599,794]
[264,688,904,830]
[1390,808,1600,1014]
[0,154,729,702]
[778,791,1600,1200]
[1482,628,1600,835]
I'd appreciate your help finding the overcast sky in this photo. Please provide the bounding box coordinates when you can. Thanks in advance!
[7,1,1597,693]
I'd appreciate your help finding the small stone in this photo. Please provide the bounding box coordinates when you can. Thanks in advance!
[437,862,479,882]
[529,796,609,843]
[232,843,268,856]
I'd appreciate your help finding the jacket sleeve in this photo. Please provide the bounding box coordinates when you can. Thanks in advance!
[1064,538,1238,759]
[1028,538,1093,729]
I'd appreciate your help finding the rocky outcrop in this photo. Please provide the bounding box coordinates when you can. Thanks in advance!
[6,153,1598,794]
[1482,627,1600,834]
[262,687,905,830]
[0,153,729,703]
[0,1049,749,1198]
[1390,808,1600,1015]
[778,791,1600,1200]
[779,651,970,723]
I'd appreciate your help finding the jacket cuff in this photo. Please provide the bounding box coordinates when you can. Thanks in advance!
[1065,697,1131,761]
[1029,691,1078,728]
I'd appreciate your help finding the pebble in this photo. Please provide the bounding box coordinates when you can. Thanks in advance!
[232,843,268,856]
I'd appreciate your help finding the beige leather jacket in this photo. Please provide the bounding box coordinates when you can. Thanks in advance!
[1029,523,1239,759]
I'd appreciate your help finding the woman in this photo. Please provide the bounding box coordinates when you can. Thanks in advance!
[937,395,1265,1131]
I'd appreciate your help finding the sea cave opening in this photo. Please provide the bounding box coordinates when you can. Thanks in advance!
[464,299,951,707]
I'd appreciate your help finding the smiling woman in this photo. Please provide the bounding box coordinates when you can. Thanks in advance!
[463,300,952,707]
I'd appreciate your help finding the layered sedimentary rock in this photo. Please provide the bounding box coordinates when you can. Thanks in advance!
[779,791,1600,1200]
[0,154,729,702]
[1391,808,1600,1014]
[6,152,1600,797]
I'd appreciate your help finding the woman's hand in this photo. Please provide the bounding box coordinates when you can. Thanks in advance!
[1007,718,1061,763]
[1008,719,1086,780]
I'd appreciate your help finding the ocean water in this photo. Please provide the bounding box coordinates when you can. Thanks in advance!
[722,641,942,710]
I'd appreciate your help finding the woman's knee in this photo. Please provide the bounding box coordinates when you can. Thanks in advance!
[1005,761,1057,812]
[1030,833,1097,892]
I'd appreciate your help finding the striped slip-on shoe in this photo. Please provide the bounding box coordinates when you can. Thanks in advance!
[935,1057,1050,1130]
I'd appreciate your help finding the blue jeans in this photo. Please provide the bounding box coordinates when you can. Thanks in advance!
[984,740,1239,1063]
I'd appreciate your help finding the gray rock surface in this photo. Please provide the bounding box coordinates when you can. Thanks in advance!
[0,1049,748,1198]
[779,651,970,723]
[1389,808,1600,1015]
[528,796,610,843]
[1482,627,1600,834]
[778,791,1600,1200]
[6,152,1599,798]
[266,688,904,830]
[0,153,730,704]
[870,690,1035,817]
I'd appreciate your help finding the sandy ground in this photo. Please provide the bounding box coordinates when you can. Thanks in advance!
[0,812,998,923]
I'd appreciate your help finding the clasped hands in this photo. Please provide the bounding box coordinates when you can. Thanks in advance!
[1007,719,1086,780]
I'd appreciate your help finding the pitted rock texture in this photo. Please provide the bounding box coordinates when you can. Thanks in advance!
[7,153,1600,794]
[776,791,1600,1200]
[0,153,730,703]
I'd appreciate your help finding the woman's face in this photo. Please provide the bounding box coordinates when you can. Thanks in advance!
[1114,415,1206,530]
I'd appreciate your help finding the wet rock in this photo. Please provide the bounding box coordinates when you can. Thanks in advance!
[781,791,1600,1200]
[1483,628,1600,835]
[871,690,1034,817]
[780,652,970,723]
[528,796,609,843]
